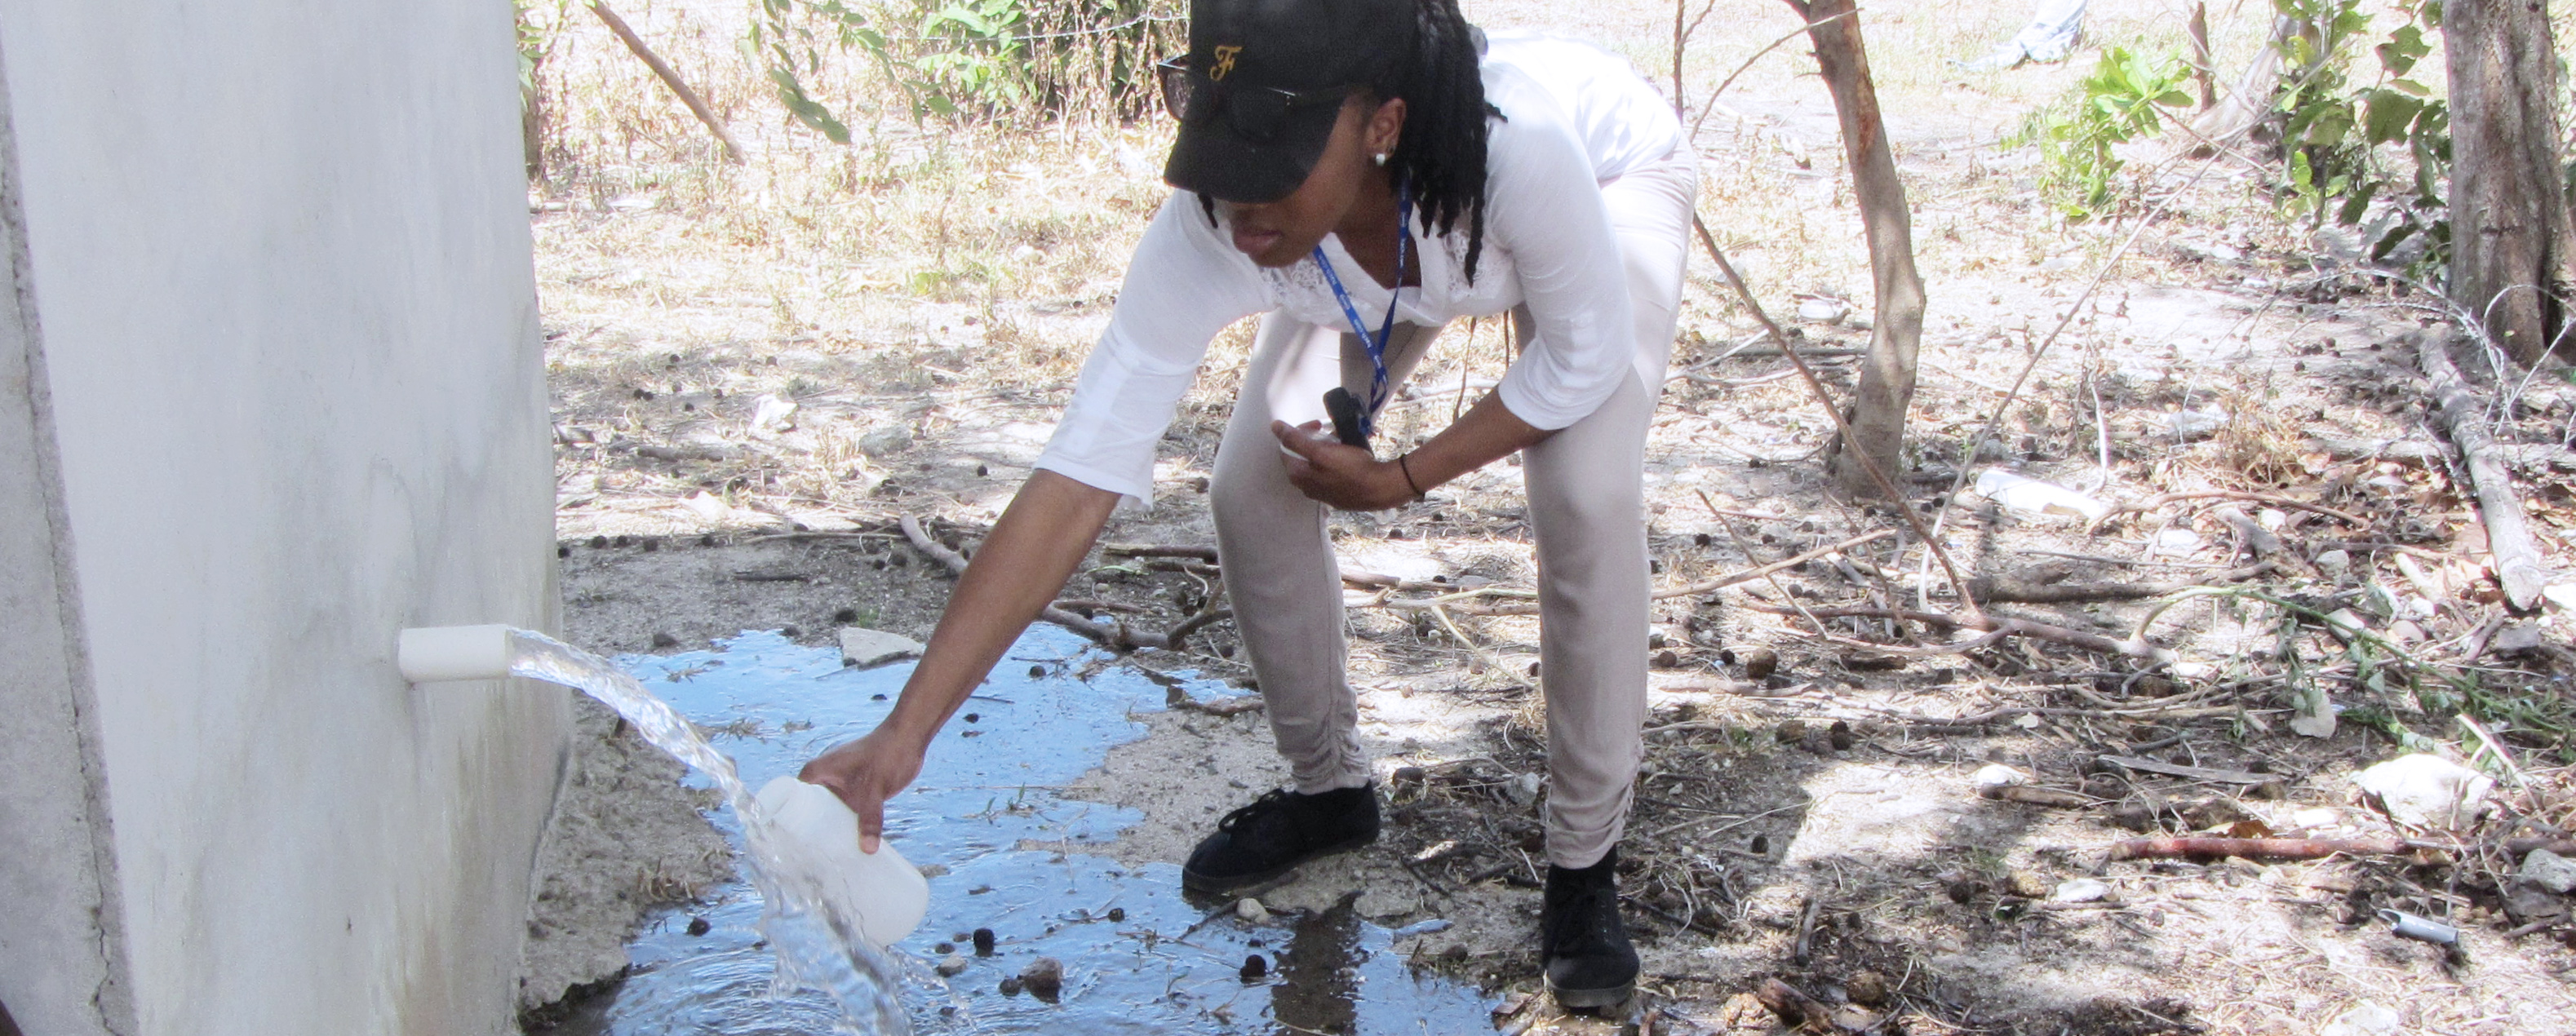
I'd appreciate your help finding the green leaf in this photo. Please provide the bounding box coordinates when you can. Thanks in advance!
[2364,91,2423,144]
[2388,77,2429,96]
[2377,24,2429,76]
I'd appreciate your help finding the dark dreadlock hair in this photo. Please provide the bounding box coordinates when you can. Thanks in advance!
[1372,0,1498,281]
[1195,0,1501,280]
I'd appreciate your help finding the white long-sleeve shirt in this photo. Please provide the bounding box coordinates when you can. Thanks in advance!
[1032,32,1685,503]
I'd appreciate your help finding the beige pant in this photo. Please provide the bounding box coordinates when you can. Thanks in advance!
[1210,153,1697,870]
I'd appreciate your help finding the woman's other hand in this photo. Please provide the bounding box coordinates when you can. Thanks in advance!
[1272,419,1415,510]
[798,725,931,853]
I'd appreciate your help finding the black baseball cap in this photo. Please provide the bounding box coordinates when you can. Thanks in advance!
[1162,0,1415,203]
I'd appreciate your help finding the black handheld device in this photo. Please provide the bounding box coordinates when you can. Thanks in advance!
[1322,387,1370,448]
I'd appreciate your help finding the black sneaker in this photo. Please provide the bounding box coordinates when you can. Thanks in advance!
[1541,847,1638,1008]
[1182,785,1380,894]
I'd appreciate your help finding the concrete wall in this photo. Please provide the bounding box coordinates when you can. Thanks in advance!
[0,1,565,1034]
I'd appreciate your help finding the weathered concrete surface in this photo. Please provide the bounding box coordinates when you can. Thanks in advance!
[0,1,563,1034]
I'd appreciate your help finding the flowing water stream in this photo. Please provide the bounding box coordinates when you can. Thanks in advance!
[512,626,1496,1034]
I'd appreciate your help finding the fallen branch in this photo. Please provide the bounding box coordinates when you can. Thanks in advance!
[1753,977,1838,1033]
[897,515,1230,652]
[1971,562,2272,604]
[589,1,746,164]
[1737,600,2182,666]
[2108,836,2409,861]
[2086,490,2370,533]
[1102,542,1220,562]
[1980,785,2099,808]
[1655,529,1896,600]
[2418,331,2548,610]
[2094,754,2276,786]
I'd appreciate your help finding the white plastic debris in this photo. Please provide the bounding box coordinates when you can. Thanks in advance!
[2051,878,2111,903]
[839,627,926,668]
[1796,297,1849,322]
[2522,848,2576,894]
[2354,754,2494,829]
[1972,764,2030,790]
[1973,468,2112,522]
[750,393,798,435]
[2317,1003,2401,1036]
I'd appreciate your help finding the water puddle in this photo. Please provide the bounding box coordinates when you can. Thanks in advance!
[532,626,1497,1034]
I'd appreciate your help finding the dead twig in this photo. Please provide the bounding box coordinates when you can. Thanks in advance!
[2107,836,2410,861]
[589,1,746,163]
[1736,600,2183,666]
[1970,562,2273,604]
[2086,490,2370,533]
[897,514,1228,653]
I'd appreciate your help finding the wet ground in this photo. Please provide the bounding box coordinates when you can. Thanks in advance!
[532,626,1497,1034]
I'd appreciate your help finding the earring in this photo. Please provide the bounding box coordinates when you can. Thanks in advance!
[1372,153,1388,166]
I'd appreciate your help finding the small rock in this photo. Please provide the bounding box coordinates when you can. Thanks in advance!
[1390,765,1429,791]
[2521,848,2576,894]
[650,631,681,649]
[1239,954,1268,981]
[997,976,1024,996]
[1235,897,1270,923]
[1018,956,1063,999]
[1774,719,1807,744]
[2051,878,2111,903]
[936,954,969,977]
[2314,548,2351,574]
[2493,622,2546,657]
[858,425,912,457]
[1106,907,1125,922]
[1652,649,1680,668]
[2006,870,2051,898]
[1828,719,1855,751]
[1845,970,1889,1007]
[685,916,712,936]
[972,928,996,955]
[1505,772,1545,806]
[1741,647,1780,680]
[840,626,926,668]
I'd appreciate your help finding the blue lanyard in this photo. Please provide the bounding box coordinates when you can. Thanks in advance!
[1311,187,1412,441]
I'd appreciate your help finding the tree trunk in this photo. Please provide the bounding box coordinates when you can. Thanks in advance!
[1787,0,1926,498]
[2445,0,2576,363]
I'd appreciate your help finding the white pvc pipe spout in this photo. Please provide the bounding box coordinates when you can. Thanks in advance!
[397,625,515,683]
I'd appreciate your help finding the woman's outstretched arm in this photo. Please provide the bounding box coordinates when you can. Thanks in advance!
[798,470,1121,850]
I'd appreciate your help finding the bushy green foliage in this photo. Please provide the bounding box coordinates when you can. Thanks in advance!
[2008,47,2197,219]
[752,0,1179,137]
[2268,0,2450,274]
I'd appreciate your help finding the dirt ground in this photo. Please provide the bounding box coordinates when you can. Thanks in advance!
[520,0,2576,1031]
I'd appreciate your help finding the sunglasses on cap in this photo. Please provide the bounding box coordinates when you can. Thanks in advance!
[1154,55,1363,144]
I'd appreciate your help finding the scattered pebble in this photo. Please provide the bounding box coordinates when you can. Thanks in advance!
[1105,907,1125,922]
[1740,647,1779,680]
[1019,956,1063,998]
[650,631,680,649]
[1239,954,1268,981]
[935,954,969,977]
[2522,848,2576,894]
[1846,969,1888,1007]
[998,976,1023,996]
[1652,649,1680,668]
[972,928,996,955]
[685,916,711,936]
[1235,897,1271,923]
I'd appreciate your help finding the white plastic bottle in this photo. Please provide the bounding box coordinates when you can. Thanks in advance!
[753,776,930,948]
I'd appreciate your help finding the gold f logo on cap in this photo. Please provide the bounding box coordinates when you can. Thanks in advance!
[1210,44,1242,81]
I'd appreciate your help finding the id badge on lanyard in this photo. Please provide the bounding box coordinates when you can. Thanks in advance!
[1312,185,1412,449]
